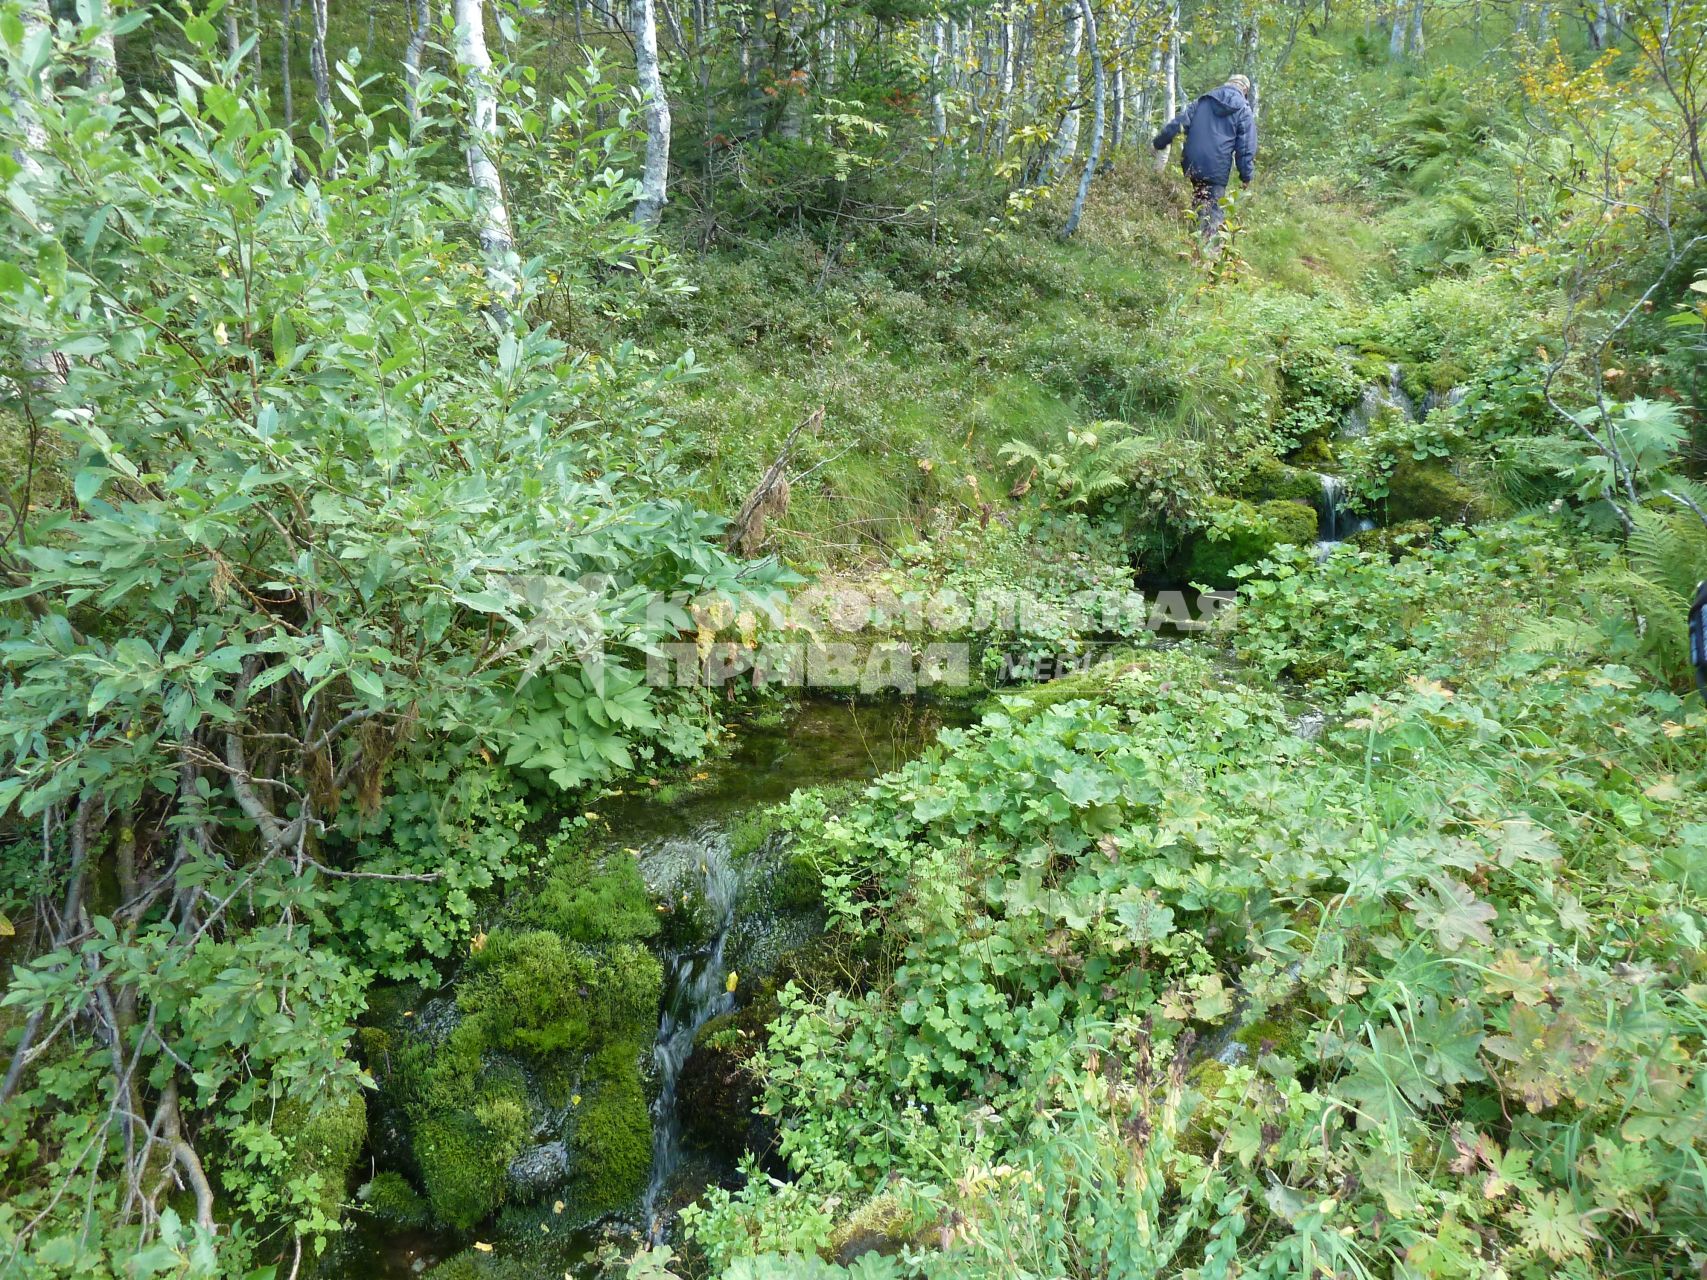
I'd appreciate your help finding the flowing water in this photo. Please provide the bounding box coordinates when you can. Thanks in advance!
[322,698,972,1278]
[1313,473,1373,560]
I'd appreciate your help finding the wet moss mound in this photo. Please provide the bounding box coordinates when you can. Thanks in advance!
[366,852,665,1232]
[1183,498,1319,589]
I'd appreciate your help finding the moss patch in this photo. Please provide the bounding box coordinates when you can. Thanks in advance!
[358,1171,431,1228]
[1184,498,1318,589]
[1231,454,1326,504]
[1384,461,1502,525]
[566,1044,652,1220]
[278,1087,367,1235]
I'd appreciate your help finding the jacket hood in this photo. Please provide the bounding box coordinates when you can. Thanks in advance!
[1204,84,1248,115]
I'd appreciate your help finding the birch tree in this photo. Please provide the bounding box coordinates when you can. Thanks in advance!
[85,0,119,104]
[1063,0,1104,235]
[1153,0,1177,171]
[307,0,331,122]
[452,0,521,315]
[404,0,433,125]
[1046,0,1084,180]
[280,0,296,130]
[632,0,671,224]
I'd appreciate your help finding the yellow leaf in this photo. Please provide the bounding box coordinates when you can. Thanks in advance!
[572,1094,582,1106]
[553,1200,564,1214]
[726,971,739,994]
[473,1242,493,1253]
[0,912,12,938]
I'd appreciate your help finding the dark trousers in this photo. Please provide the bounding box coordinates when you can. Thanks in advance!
[1190,176,1228,240]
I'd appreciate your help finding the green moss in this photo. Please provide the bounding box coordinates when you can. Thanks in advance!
[514,852,657,946]
[359,1171,430,1228]
[414,1078,530,1229]
[1291,437,1338,467]
[1233,1012,1313,1061]
[996,656,1142,722]
[1185,499,1318,589]
[1348,519,1434,559]
[1384,461,1502,525]
[567,1044,652,1219]
[278,1087,367,1233]
[1231,454,1324,504]
[727,803,790,861]
[774,853,824,912]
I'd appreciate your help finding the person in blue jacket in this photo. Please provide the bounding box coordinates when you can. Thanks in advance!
[1152,74,1257,244]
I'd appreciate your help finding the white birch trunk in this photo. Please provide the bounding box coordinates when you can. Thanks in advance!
[1407,0,1424,56]
[11,0,50,178]
[1046,0,1082,181]
[280,0,296,130]
[1063,0,1102,235]
[85,0,119,104]
[225,5,242,61]
[926,18,947,141]
[1153,4,1176,172]
[308,0,331,120]
[632,0,671,224]
[404,0,432,124]
[452,0,520,314]
[995,14,1015,153]
[776,0,807,140]
[1389,6,1406,54]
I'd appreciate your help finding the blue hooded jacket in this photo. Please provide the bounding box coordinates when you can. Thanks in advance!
[1153,84,1256,186]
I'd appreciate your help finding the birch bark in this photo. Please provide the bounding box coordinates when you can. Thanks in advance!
[452,0,521,314]
[404,0,433,124]
[632,0,672,224]
[1063,0,1103,235]
[1046,0,1083,180]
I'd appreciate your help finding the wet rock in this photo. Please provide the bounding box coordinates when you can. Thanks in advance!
[507,1140,569,1201]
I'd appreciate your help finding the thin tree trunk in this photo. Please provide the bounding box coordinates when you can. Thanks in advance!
[225,4,241,61]
[1063,0,1103,235]
[1047,0,1083,181]
[632,0,671,224]
[452,0,520,315]
[1108,58,1124,162]
[1407,0,1424,56]
[85,0,119,104]
[9,2,49,182]
[1389,6,1406,55]
[279,0,296,130]
[249,0,265,82]
[995,14,1015,154]
[308,0,331,121]
[1153,2,1176,172]
[404,0,432,123]
[927,18,948,140]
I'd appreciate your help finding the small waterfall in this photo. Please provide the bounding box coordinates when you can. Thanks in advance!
[1314,474,1372,560]
[641,835,742,1243]
[1338,363,1419,439]
[1385,363,1417,421]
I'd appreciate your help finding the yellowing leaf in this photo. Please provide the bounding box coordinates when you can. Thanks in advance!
[473,1242,493,1253]
[725,971,739,994]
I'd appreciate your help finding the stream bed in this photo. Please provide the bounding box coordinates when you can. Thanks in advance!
[322,697,973,1279]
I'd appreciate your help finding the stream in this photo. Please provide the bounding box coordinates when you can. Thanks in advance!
[324,698,972,1279]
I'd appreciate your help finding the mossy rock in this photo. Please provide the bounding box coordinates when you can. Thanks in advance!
[511,851,658,947]
[1184,499,1318,590]
[1231,454,1324,504]
[565,1044,652,1220]
[357,1171,431,1228]
[1384,461,1502,525]
[1290,437,1338,468]
[1347,519,1434,560]
[414,1080,531,1229]
[278,1087,367,1236]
